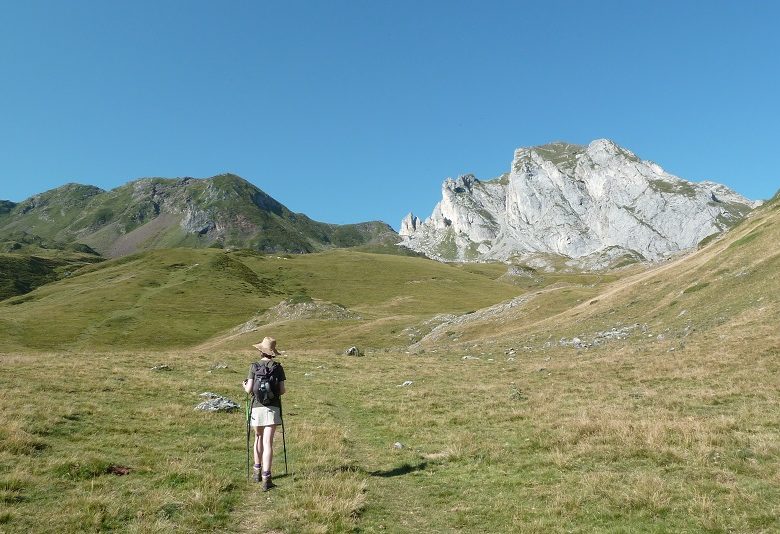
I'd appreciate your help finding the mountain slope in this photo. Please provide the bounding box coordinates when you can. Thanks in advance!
[0,250,102,301]
[0,200,16,216]
[0,174,397,257]
[401,139,758,268]
[409,189,780,349]
[0,232,104,300]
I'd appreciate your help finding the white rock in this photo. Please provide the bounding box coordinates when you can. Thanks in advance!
[400,140,757,267]
[399,213,421,236]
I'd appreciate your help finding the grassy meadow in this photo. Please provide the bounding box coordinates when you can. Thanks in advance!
[1,195,779,532]
[2,338,777,532]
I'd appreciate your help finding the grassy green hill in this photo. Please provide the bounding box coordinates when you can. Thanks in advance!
[0,236,103,300]
[0,200,16,216]
[0,193,777,533]
[0,248,530,352]
[0,253,99,301]
[0,175,399,257]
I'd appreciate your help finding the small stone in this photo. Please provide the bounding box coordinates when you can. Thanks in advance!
[397,380,413,387]
[211,363,229,370]
[151,364,172,371]
[462,355,480,360]
[393,442,404,449]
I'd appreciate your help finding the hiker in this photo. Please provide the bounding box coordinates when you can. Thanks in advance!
[243,336,286,491]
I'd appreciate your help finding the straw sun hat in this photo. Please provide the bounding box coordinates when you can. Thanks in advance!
[253,336,281,356]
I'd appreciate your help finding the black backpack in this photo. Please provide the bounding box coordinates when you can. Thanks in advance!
[251,361,279,405]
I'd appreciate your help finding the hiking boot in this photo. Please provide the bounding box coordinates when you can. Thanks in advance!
[261,477,276,492]
[252,470,261,483]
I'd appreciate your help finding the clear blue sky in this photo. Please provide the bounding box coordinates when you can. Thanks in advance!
[1,1,778,228]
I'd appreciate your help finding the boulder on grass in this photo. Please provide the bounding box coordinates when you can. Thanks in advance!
[195,392,240,412]
[345,346,364,357]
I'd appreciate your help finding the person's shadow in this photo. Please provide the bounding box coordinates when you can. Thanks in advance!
[367,461,429,478]
[329,460,434,478]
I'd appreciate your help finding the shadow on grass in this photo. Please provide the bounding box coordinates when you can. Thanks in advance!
[368,461,429,478]
[330,460,434,478]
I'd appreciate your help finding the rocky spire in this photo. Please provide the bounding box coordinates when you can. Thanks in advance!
[399,213,420,237]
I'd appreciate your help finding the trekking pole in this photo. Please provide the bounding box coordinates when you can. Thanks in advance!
[245,392,251,483]
[279,396,288,476]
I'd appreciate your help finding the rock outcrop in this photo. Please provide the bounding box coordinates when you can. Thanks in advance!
[400,140,758,268]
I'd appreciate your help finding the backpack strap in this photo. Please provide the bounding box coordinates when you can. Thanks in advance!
[249,362,264,401]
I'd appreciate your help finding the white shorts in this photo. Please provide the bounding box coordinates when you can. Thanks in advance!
[251,405,281,427]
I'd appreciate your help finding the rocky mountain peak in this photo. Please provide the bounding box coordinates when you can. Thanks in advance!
[446,174,480,192]
[400,139,758,270]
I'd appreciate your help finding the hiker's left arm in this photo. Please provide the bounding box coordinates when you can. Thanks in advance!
[277,365,287,395]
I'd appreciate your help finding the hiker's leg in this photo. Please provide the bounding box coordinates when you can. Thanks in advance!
[253,427,263,466]
[261,424,276,475]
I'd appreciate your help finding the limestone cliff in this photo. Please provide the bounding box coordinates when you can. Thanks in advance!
[400,140,758,269]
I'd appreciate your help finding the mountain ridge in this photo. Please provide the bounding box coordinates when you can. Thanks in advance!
[0,173,399,257]
[400,139,759,269]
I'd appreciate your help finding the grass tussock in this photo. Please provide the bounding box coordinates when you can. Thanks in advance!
[0,422,47,456]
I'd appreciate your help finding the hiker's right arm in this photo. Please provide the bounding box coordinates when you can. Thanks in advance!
[277,380,286,396]
[243,364,255,394]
